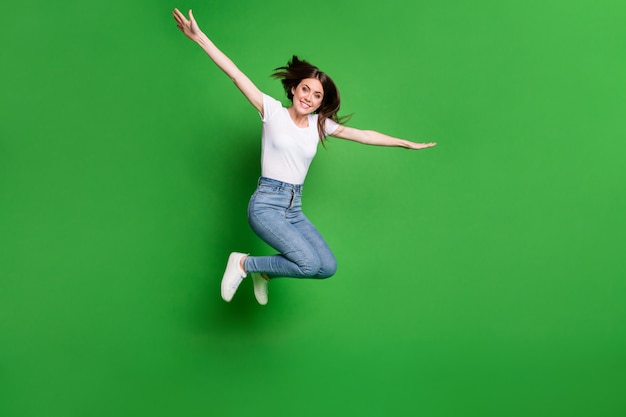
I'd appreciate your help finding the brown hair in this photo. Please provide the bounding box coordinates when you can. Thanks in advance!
[272,56,348,143]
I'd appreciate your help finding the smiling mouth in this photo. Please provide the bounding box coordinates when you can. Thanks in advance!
[300,101,311,109]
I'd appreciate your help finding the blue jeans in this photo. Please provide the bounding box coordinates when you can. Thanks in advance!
[243,177,337,279]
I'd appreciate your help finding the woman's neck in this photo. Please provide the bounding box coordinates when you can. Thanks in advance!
[287,106,309,128]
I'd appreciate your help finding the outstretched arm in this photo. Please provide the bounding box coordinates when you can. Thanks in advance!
[172,8,264,115]
[331,125,436,150]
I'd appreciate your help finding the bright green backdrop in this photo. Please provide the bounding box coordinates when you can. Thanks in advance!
[1,0,625,416]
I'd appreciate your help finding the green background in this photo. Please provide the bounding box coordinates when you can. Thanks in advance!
[1,0,625,416]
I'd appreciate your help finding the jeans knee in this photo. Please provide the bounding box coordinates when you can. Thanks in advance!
[292,250,336,279]
[297,254,336,279]
[316,256,337,279]
[299,255,322,278]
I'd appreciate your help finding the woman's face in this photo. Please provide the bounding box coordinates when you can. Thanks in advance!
[291,78,324,114]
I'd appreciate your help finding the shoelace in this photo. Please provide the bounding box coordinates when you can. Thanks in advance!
[229,276,244,289]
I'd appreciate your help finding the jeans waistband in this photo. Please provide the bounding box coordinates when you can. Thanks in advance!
[258,177,303,193]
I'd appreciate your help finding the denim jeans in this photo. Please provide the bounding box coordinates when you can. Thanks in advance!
[243,177,337,279]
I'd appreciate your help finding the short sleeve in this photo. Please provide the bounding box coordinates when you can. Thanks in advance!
[260,94,283,121]
[324,117,340,136]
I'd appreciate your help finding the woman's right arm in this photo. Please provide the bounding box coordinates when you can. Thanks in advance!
[172,8,264,116]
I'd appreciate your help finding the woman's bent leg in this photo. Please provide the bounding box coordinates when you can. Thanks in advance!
[244,184,336,279]
[288,211,337,279]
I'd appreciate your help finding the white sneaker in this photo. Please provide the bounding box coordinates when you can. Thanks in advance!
[251,273,269,305]
[221,252,247,302]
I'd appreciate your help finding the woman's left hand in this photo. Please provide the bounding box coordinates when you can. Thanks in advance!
[404,141,437,150]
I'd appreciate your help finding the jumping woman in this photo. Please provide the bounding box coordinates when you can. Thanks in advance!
[173,8,436,305]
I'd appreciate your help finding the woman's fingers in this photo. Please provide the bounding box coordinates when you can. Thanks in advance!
[172,8,189,25]
[172,8,200,36]
[410,142,437,150]
[173,8,197,35]
[172,10,184,26]
[172,8,183,21]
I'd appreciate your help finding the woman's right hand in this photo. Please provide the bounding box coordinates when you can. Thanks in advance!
[171,7,264,114]
[172,8,202,42]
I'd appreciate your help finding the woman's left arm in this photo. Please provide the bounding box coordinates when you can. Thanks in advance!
[330,125,436,150]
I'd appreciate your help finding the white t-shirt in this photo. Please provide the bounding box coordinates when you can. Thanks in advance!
[259,94,339,185]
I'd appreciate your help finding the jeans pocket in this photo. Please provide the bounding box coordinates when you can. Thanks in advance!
[250,187,291,211]
[256,184,281,195]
